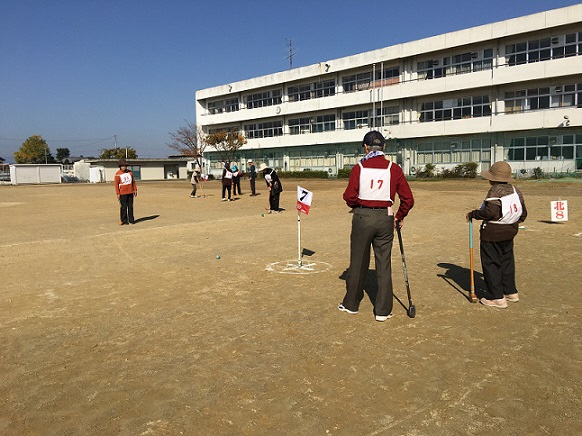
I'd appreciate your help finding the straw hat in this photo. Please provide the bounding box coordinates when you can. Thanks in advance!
[480,161,513,183]
[258,163,269,171]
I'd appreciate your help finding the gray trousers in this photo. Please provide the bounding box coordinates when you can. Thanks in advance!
[342,208,395,316]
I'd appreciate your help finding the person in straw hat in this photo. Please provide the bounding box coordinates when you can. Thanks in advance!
[466,161,527,308]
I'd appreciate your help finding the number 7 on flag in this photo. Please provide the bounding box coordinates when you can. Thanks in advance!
[296,186,313,214]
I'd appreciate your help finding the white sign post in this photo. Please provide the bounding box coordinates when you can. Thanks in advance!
[296,186,314,267]
[551,200,568,222]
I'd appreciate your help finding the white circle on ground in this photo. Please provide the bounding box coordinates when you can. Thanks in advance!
[266,260,332,274]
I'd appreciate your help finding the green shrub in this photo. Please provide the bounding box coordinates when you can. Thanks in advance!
[532,167,545,179]
[279,170,329,179]
[338,167,352,178]
[416,163,436,178]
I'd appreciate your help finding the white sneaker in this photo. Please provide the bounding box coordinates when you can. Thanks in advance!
[505,293,519,302]
[375,314,393,322]
[221,198,227,202]
[338,304,358,315]
[479,297,508,308]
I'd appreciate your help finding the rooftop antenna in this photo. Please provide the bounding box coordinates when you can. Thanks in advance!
[286,38,297,70]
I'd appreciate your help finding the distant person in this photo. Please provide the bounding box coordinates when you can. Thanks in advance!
[340,131,414,322]
[259,163,283,213]
[190,167,200,198]
[221,162,233,201]
[232,165,242,196]
[114,159,138,225]
[466,161,527,308]
[248,159,257,196]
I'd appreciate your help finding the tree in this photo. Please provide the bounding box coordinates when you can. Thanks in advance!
[14,135,55,163]
[168,121,206,157]
[56,148,71,162]
[99,147,138,159]
[205,128,247,163]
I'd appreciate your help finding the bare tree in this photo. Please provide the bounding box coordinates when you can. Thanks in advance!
[205,128,247,163]
[168,121,206,157]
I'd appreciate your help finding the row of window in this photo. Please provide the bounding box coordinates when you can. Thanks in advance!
[506,32,582,66]
[416,139,491,164]
[246,90,282,109]
[419,96,492,122]
[506,134,582,161]
[504,83,582,112]
[417,49,494,80]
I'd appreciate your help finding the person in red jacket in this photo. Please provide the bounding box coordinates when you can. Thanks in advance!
[114,159,138,225]
[339,131,414,322]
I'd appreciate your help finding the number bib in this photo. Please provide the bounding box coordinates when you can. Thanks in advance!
[358,161,393,202]
[486,187,522,225]
[119,172,133,186]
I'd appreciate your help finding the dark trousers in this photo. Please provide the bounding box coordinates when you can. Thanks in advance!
[191,184,197,196]
[480,240,517,300]
[269,193,280,211]
[250,178,256,195]
[222,184,231,199]
[343,208,394,316]
[233,179,241,195]
[119,194,134,224]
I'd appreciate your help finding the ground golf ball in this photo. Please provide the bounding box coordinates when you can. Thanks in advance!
[216,255,220,259]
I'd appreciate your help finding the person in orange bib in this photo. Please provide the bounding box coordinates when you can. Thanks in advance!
[114,159,138,225]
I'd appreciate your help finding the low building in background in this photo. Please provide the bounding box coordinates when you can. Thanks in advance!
[80,157,191,182]
[9,164,62,185]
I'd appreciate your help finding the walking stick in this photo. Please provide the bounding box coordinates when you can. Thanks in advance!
[469,219,478,303]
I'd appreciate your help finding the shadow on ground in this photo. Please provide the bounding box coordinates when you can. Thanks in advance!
[437,262,485,301]
[338,268,410,315]
[134,215,160,224]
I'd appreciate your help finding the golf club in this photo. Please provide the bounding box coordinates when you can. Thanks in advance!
[396,221,416,318]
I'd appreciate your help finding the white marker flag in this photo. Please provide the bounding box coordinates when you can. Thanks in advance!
[296,186,313,215]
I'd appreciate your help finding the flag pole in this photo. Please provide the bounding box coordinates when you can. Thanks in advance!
[297,210,302,267]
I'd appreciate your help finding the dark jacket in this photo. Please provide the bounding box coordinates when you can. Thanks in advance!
[222,165,233,186]
[469,183,527,242]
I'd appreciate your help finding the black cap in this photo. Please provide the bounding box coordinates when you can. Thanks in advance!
[362,130,385,147]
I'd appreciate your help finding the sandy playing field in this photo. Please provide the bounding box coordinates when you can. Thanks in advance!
[1,177,581,435]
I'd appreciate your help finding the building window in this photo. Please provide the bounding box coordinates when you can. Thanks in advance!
[419,96,491,122]
[343,110,370,130]
[289,114,336,135]
[418,49,493,80]
[208,98,239,114]
[245,90,282,109]
[342,67,400,92]
[288,80,335,102]
[506,33,582,66]
[243,121,283,139]
[208,126,239,135]
[373,106,400,127]
[504,83,582,113]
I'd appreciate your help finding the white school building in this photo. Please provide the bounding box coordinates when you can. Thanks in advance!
[196,5,582,177]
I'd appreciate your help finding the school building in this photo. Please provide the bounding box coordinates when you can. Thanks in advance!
[196,5,582,177]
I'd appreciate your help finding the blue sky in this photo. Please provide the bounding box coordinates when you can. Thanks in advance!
[1,0,580,161]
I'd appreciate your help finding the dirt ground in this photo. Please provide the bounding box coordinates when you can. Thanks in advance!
[1,176,581,435]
